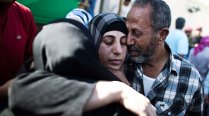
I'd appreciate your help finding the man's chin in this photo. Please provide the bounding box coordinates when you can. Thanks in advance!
[131,56,147,64]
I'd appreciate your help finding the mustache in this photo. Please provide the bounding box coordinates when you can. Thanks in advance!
[128,45,141,52]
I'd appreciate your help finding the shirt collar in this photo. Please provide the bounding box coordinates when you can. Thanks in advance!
[165,42,178,76]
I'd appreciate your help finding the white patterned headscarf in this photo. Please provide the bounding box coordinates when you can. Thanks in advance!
[66,8,92,27]
[88,13,128,50]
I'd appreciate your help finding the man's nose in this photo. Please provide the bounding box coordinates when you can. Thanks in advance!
[127,34,135,46]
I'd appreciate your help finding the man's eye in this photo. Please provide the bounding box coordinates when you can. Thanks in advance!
[132,29,142,38]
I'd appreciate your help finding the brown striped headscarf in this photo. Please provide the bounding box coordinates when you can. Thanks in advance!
[88,13,128,50]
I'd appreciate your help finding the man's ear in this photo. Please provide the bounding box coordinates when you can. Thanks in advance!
[157,28,169,44]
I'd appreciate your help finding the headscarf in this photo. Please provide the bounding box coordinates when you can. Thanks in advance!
[33,18,119,81]
[88,13,128,50]
[194,36,209,56]
[66,8,92,27]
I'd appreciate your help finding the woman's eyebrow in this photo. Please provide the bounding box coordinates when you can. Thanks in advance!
[103,35,115,38]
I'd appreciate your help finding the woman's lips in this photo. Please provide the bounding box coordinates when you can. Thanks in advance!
[108,59,122,65]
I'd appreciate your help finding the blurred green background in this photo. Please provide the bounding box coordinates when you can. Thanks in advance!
[17,0,79,24]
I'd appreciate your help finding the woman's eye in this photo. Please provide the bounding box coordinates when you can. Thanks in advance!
[103,37,114,45]
[121,37,127,45]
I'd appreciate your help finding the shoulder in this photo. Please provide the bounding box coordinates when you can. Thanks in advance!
[13,2,31,12]
[12,2,33,18]
[11,2,36,30]
[172,54,200,78]
[166,29,186,41]
[202,47,209,54]
[173,53,197,69]
[191,47,209,60]
[171,54,201,90]
[178,30,188,38]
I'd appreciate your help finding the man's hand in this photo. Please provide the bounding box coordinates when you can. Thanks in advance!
[119,81,156,116]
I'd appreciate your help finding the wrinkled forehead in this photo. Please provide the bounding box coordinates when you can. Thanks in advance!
[127,5,152,25]
[126,6,153,31]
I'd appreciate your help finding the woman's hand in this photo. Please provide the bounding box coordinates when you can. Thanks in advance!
[84,81,156,116]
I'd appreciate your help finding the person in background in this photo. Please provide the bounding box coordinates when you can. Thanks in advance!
[204,71,209,116]
[126,0,203,115]
[79,0,96,16]
[101,0,135,17]
[9,19,156,116]
[0,0,37,111]
[119,0,135,17]
[188,36,209,81]
[188,36,209,116]
[193,27,203,45]
[166,17,189,58]
[185,27,194,58]
[185,27,193,49]
[88,13,129,85]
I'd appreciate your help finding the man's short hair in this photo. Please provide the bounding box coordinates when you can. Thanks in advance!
[175,17,185,29]
[133,0,171,32]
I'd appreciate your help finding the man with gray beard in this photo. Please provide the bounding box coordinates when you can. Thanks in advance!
[125,0,203,115]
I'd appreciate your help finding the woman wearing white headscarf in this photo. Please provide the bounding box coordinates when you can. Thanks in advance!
[88,13,129,85]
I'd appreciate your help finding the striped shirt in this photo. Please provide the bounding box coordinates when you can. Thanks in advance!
[129,44,203,116]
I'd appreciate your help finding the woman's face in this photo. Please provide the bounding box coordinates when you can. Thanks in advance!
[98,31,127,70]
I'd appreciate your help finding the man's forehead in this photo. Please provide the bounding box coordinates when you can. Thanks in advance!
[128,4,152,16]
[127,7,151,23]
[127,8,152,28]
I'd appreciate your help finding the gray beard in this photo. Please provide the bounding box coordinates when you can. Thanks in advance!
[130,38,157,64]
[132,45,156,64]
[131,53,151,63]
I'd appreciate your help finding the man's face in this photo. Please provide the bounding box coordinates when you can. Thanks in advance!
[98,31,127,70]
[126,5,158,63]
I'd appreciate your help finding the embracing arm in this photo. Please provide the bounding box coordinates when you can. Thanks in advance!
[85,81,156,116]
[9,71,156,116]
[9,71,95,116]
